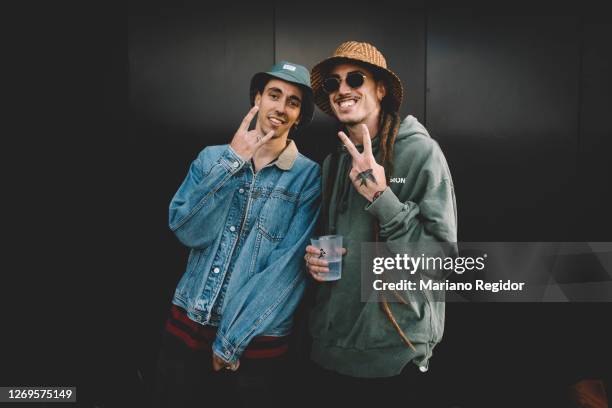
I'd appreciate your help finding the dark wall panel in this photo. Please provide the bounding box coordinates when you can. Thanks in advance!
[129,4,274,139]
[276,0,426,163]
[578,16,612,240]
[427,12,581,241]
[424,12,605,407]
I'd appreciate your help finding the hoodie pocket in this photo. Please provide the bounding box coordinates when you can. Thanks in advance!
[365,295,433,349]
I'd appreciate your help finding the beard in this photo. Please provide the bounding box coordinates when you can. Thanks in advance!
[334,109,366,126]
[338,116,365,127]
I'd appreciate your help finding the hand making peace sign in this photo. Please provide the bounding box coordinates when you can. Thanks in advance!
[337,124,388,202]
[229,105,275,161]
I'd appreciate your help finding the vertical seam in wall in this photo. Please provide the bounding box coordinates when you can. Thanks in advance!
[423,7,428,126]
[223,10,227,99]
[272,2,277,64]
[576,15,584,184]
[576,14,585,238]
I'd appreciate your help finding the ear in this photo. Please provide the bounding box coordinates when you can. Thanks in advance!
[254,92,262,107]
[376,81,387,102]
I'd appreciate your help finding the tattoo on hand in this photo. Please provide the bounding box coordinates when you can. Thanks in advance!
[356,169,377,186]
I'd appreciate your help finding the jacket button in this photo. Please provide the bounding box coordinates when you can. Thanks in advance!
[232,161,239,168]
[213,267,220,274]
[238,188,245,194]
[229,226,236,232]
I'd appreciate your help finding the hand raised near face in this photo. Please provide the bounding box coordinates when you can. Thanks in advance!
[337,124,388,202]
[229,106,275,161]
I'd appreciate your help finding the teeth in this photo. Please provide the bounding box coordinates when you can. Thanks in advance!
[339,100,356,108]
[269,118,283,125]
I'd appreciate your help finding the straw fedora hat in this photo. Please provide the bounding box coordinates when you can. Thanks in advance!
[311,41,403,117]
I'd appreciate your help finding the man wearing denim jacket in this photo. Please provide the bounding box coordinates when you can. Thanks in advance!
[154,61,320,407]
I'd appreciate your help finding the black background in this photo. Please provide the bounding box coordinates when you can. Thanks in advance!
[2,0,611,407]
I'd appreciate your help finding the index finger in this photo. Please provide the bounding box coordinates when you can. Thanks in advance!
[338,131,360,159]
[306,245,321,254]
[239,105,259,133]
[361,124,373,157]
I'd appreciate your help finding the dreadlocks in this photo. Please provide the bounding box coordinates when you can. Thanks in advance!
[371,108,416,351]
[320,103,415,349]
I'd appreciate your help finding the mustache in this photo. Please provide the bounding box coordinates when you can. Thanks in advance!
[334,95,360,103]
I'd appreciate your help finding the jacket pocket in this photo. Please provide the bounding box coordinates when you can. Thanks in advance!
[248,189,297,277]
[257,188,298,241]
[249,220,284,277]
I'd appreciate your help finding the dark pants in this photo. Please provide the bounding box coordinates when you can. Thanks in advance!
[152,333,289,408]
[305,360,447,408]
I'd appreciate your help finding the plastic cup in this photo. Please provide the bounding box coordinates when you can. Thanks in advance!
[310,235,343,281]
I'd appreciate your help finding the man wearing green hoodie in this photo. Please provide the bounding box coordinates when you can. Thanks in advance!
[304,41,457,405]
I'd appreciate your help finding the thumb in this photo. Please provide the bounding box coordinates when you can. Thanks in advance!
[230,359,240,371]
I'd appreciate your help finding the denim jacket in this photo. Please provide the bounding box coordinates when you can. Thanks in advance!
[169,140,320,364]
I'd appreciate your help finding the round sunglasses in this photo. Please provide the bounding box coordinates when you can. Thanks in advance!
[322,71,367,94]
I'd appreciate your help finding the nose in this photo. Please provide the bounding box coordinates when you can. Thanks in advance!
[338,77,352,94]
[274,100,288,117]
[268,96,286,115]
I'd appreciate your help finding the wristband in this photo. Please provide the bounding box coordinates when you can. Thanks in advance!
[372,190,385,202]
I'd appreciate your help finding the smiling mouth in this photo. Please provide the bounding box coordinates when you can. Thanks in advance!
[268,116,286,126]
[335,98,359,110]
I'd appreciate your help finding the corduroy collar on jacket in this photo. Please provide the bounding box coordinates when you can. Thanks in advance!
[274,139,299,170]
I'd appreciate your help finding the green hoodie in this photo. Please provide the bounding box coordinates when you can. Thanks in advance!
[309,115,458,378]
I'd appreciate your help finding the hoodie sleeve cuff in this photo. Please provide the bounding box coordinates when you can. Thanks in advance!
[365,187,406,225]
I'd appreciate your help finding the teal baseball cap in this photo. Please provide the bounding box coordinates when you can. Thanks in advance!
[249,61,314,131]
